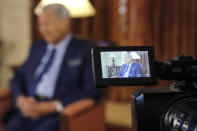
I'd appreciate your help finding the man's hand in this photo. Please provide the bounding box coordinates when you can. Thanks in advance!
[17,95,35,109]
[16,95,41,119]
[16,95,57,119]
[21,102,41,120]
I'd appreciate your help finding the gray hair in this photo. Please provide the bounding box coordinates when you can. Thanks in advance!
[42,4,70,19]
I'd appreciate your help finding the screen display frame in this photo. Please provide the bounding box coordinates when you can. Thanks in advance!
[91,46,158,86]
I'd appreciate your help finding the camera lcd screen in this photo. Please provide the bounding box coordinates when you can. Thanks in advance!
[100,51,150,78]
[92,46,158,86]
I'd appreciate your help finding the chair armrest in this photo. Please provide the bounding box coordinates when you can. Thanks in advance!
[0,88,12,126]
[60,100,105,131]
[61,99,96,118]
[0,88,11,100]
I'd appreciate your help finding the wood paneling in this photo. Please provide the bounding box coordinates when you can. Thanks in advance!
[32,0,42,40]
[128,0,197,60]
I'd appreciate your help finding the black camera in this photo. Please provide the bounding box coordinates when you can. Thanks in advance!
[91,46,197,131]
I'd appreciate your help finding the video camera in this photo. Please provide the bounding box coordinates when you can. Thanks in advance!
[91,46,197,131]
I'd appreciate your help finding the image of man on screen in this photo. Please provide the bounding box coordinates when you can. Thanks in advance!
[118,53,142,78]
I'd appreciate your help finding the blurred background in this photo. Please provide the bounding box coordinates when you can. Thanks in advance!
[0,0,197,130]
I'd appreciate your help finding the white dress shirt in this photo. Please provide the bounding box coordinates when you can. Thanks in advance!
[35,34,72,98]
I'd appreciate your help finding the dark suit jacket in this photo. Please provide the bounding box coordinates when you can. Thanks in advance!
[118,63,142,78]
[10,36,100,107]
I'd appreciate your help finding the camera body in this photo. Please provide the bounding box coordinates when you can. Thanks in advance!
[131,87,197,131]
[91,46,197,131]
[131,55,197,131]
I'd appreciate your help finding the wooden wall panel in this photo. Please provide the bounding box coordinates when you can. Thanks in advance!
[188,0,197,57]
[32,0,42,40]
[91,0,110,41]
[171,0,180,58]
[128,0,152,45]
[128,0,197,60]
[91,0,122,44]
[151,0,162,60]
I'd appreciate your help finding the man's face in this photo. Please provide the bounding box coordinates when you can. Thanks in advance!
[38,8,70,44]
[124,54,132,64]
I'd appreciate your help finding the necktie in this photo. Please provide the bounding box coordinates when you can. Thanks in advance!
[30,48,56,96]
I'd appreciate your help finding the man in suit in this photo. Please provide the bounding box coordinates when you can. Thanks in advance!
[118,53,142,78]
[4,4,100,131]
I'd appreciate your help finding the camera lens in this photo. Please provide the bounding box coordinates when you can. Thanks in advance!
[161,97,197,131]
